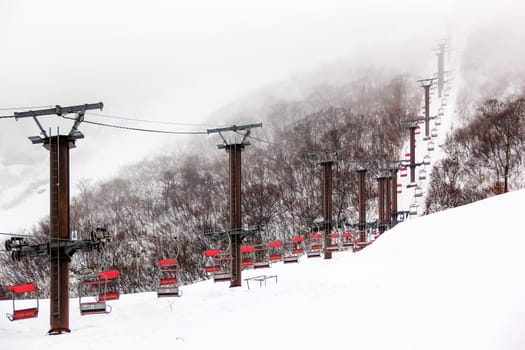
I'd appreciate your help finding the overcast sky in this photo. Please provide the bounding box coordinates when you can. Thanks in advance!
[0,0,522,232]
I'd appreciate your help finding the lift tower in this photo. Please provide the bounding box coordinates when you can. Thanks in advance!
[6,103,104,334]
[207,123,262,287]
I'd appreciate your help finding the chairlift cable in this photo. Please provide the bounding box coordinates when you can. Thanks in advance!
[79,119,209,135]
[85,111,226,128]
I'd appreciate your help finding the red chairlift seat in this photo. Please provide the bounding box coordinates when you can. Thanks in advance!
[307,233,323,258]
[157,259,181,298]
[415,125,421,135]
[97,270,120,301]
[417,115,425,124]
[284,237,304,263]
[268,241,283,262]
[204,249,221,274]
[6,283,39,321]
[326,234,340,252]
[241,245,255,269]
[341,233,354,248]
[400,167,408,177]
[79,272,118,316]
[203,249,233,282]
[253,244,271,269]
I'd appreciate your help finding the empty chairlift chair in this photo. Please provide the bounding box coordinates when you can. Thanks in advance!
[419,168,427,181]
[397,183,402,194]
[427,141,435,152]
[157,259,181,298]
[268,241,283,263]
[307,233,323,258]
[326,233,340,253]
[400,167,408,178]
[253,243,271,269]
[423,154,431,165]
[241,245,255,269]
[78,270,119,316]
[203,249,232,283]
[341,233,354,250]
[409,203,419,216]
[431,127,438,138]
[283,237,304,263]
[5,283,39,321]
[414,186,423,197]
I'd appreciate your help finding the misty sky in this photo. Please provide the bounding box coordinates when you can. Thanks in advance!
[0,0,522,232]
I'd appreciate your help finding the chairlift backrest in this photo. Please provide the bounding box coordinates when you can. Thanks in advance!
[6,283,39,321]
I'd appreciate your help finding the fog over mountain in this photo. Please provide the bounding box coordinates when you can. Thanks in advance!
[1,0,523,232]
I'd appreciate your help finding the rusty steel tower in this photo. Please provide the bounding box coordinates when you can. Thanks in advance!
[207,123,262,287]
[6,103,105,334]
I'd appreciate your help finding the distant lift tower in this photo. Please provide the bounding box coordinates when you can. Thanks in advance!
[207,123,262,287]
[9,103,105,334]
[417,78,435,140]
[308,150,339,260]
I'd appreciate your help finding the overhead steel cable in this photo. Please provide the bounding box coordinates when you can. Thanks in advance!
[85,111,226,128]
[0,105,54,111]
[79,118,209,135]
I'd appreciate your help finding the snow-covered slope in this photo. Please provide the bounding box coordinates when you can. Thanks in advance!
[1,189,524,350]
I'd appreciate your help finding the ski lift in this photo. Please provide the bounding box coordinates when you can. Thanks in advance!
[419,168,427,181]
[415,125,421,135]
[427,141,435,152]
[341,233,354,249]
[241,245,255,269]
[400,167,408,177]
[203,234,233,282]
[326,233,340,252]
[354,235,369,252]
[5,283,39,321]
[409,203,418,216]
[157,259,181,298]
[79,270,119,315]
[431,127,438,138]
[405,153,411,162]
[203,249,232,283]
[283,236,304,263]
[268,241,283,263]
[253,243,271,269]
[307,233,322,258]
[396,184,402,194]
[417,115,425,124]
[414,186,423,197]
[423,154,431,165]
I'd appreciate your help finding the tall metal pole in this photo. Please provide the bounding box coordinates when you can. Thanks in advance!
[409,126,417,184]
[391,169,398,226]
[377,177,385,234]
[47,136,73,334]
[321,161,334,260]
[385,176,392,230]
[227,144,243,288]
[423,84,431,139]
[357,169,367,242]
[437,43,445,98]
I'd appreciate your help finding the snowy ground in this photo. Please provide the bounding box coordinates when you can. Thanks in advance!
[1,189,525,349]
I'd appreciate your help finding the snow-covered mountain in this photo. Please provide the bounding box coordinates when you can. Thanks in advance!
[1,188,524,350]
